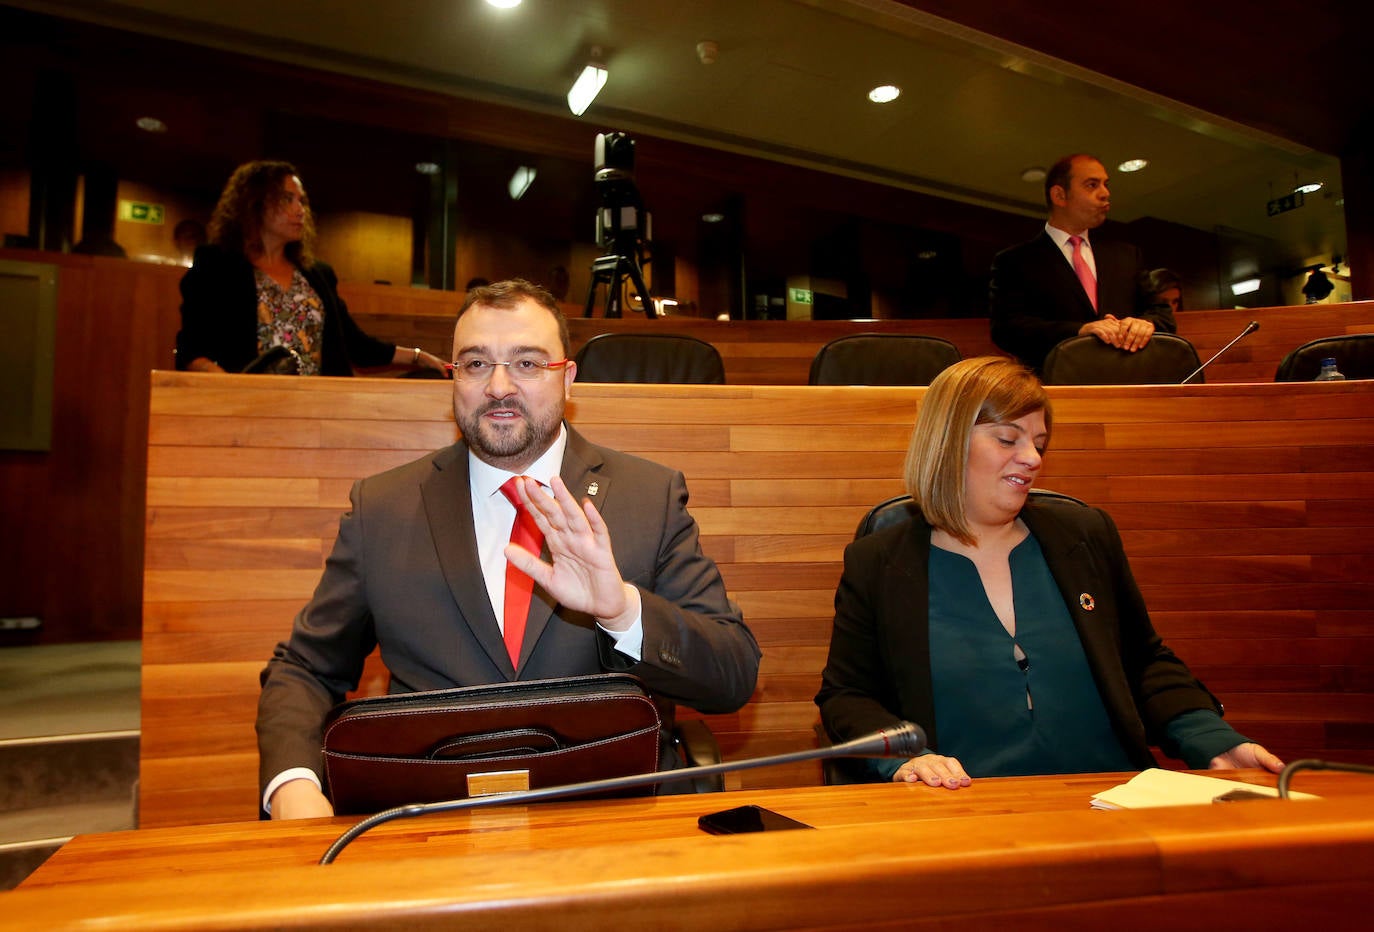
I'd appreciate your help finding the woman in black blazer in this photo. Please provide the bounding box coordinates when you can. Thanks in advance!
[176,160,447,377]
[816,357,1282,788]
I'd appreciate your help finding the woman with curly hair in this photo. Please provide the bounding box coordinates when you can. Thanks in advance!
[176,160,447,376]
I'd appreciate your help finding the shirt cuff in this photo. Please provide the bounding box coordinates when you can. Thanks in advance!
[263,767,322,814]
[1166,708,1251,768]
[598,611,644,662]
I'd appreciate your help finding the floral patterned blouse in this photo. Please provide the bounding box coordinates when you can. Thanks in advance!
[255,268,325,375]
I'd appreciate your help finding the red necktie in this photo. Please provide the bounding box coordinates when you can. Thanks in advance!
[498,476,544,666]
[1068,235,1098,312]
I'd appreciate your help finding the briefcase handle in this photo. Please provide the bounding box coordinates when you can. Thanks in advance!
[428,727,562,761]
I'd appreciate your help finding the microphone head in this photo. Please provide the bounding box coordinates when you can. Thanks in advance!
[875,721,927,758]
[1245,320,1260,333]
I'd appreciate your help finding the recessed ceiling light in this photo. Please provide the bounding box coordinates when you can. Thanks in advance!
[415,162,441,176]
[701,212,725,223]
[135,116,166,133]
[485,0,522,9]
[1020,167,1046,183]
[1294,181,1323,195]
[868,85,900,104]
[1118,159,1148,172]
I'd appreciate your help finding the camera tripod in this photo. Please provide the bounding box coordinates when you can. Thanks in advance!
[583,251,656,318]
[582,251,656,321]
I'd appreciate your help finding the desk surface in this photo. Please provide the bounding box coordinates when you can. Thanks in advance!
[13,771,1373,928]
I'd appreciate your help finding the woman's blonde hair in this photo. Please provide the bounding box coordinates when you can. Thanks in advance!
[902,356,1051,544]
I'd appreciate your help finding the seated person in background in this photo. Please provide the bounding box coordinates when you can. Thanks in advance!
[1142,267,1183,322]
[816,356,1281,788]
[257,279,760,818]
[177,160,447,376]
[989,154,1176,372]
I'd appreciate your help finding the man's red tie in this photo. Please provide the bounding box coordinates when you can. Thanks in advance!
[1068,235,1098,312]
[498,476,544,666]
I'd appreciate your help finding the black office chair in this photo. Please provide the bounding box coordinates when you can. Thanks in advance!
[808,333,961,386]
[573,333,726,384]
[1275,334,1374,381]
[819,487,1088,785]
[851,488,1087,540]
[1040,333,1202,385]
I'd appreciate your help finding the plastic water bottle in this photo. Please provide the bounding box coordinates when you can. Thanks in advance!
[1314,357,1346,381]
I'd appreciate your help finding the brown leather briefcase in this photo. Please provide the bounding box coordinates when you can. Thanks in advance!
[321,673,662,814]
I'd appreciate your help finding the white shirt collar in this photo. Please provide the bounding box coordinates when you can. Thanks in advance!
[1045,222,1091,250]
[468,423,568,500]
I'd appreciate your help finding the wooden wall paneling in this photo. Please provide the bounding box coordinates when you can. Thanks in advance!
[139,374,1374,827]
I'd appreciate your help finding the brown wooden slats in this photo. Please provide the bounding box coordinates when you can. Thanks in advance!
[139,373,1374,829]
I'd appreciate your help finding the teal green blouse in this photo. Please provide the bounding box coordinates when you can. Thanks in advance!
[868,532,1249,781]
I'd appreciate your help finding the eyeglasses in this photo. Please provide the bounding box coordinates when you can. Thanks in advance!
[445,356,571,382]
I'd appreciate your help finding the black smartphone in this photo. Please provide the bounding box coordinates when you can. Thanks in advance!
[697,804,814,835]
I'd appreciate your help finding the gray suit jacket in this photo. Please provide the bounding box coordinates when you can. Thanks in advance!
[256,426,760,793]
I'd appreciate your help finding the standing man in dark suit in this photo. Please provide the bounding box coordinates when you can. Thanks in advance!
[989,154,1176,372]
[256,279,760,819]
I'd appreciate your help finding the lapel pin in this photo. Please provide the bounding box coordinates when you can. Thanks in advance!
[586,481,599,497]
[1079,593,1096,611]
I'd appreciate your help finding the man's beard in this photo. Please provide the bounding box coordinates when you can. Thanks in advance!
[455,398,563,468]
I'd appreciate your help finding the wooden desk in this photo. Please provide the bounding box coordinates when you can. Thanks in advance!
[13,772,1373,928]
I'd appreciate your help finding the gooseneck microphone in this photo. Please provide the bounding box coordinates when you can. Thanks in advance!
[319,721,925,864]
[1277,758,1374,798]
[1180,320,1260,384]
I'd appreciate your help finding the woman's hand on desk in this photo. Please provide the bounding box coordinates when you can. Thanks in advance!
[1208,742,1285,774]
[896,754,972,789]
[270,778,335,820]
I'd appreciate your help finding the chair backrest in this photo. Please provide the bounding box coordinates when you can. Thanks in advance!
[573,333,726,384]
[1041,333,1202,385]
[808,334,961,386]
[1275,334,1374,381]
[853,488,1087,540]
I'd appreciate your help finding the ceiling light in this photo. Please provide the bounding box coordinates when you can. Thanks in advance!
[485,0,521,8]
[701,212,725,223]
[868,85,900,104]
[567,62,608,117]
[135,116,166,133]
[1020,166,1046,183]
[1294,181,1323,195]
[415,161,441,175]
[508,166,536,200]
[1231,278,1261,296]
[1118,158,1148,172]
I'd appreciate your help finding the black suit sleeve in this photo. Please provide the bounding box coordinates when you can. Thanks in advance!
[988,243,1089,369]
[176,246,259,372]
[306,262,396,375]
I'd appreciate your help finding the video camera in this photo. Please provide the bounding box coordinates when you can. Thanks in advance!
[595,132,650,249]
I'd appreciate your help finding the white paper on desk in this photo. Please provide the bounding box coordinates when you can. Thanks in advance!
[1090,768,1321,809]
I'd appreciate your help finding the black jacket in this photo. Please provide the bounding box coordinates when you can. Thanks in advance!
[816,496,1220,770]
[176,244,394,376]
[989,231,1176,372]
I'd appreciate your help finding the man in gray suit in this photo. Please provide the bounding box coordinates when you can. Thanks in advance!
[989,154,1176,372]
[256,279,760,819]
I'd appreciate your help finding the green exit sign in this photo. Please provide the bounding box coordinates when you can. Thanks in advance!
[789,288,813,305]
[118,200,165,224]
[1266,192,1304,217]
